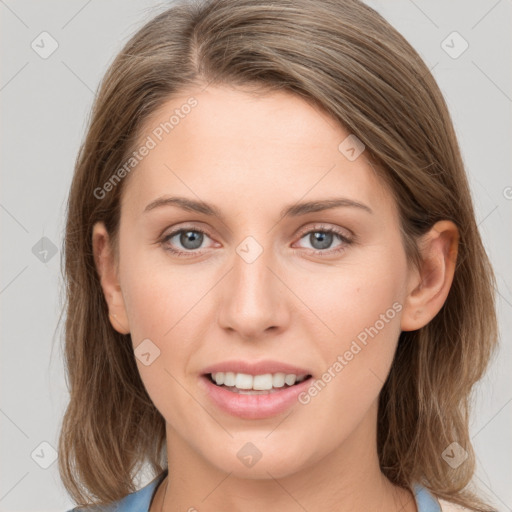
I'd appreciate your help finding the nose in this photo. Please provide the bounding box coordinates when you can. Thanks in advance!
[217,241,291,341]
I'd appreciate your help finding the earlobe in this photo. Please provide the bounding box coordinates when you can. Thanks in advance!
[400,220,459,332]
[109,311,130,335]
[92,221,130,334]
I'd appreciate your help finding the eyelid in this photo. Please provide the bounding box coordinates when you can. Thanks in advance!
[295,222,354,241]
[160,224,217,248]
[161,221,353,239]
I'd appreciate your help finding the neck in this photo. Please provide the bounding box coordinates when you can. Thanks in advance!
[153,402,417,512]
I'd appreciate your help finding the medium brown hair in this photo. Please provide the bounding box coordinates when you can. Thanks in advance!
[58,0,499,509]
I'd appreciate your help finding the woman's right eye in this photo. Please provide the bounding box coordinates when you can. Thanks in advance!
[161,228,214,255]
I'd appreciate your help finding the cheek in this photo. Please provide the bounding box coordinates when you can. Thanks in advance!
[297,251,405,408]
[119,247,212,409]
[120,242,202,340]
[300,248,404,343]
[123,286,203,430]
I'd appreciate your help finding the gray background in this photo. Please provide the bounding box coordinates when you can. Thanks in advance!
[0,0,511,510]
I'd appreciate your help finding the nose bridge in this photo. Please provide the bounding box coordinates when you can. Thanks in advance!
[217,233,288,337]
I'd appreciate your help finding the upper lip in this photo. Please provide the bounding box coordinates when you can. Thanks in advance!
[202,360,313,377]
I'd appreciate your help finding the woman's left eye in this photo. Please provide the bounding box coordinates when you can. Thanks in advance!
[294,227,352,255]
[160,225,352,257]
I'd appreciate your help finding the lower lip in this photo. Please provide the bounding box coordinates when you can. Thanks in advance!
[199,375,313,420]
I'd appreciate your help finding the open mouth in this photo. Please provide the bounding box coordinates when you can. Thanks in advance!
[205,372,313,395]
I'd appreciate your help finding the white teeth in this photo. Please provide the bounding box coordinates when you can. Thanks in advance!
[235,373,253,389]
[210,372,308,391]
[223,372,236,386]
[272,372,286,388]
[284,374,297,386]
[253,374,273,390]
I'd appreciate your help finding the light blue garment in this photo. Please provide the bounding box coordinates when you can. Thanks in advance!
[67,470,442,511]
[413,482,443,511]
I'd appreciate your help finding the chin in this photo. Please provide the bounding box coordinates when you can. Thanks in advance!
[202,436,320,480]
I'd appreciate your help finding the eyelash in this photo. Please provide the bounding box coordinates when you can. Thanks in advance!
[159,224,353,258]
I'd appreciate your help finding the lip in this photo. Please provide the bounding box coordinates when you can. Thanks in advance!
[199,374,313,420]
[201,360,313,377]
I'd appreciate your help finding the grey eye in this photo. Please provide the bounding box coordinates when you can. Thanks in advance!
[173,230,204,250]
[308,231,334,250]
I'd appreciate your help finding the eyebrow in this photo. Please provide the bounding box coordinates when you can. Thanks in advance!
[143,196,373,218]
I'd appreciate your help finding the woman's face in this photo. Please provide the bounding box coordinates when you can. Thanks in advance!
[97,85,418,479]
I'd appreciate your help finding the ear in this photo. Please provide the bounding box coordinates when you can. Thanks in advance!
[92,221,130,334]
[400,220,459,332]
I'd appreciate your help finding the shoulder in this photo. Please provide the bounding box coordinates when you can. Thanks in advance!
[66,498,481,512]
[438,498,480,511]
[64,471,167,512]
[64,489,148,511]
[413,483,480,512]
[65,505,116,512]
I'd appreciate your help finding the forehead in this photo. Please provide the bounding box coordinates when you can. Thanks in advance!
[120,85,396,221]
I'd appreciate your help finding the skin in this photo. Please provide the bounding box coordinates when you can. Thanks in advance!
[93,84,459,512]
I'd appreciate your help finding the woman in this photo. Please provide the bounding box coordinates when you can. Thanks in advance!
[59,0,498,510]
